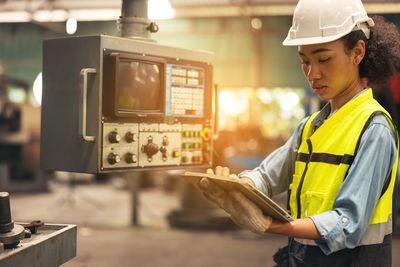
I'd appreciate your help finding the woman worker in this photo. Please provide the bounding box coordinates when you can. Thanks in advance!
[198,0,400,266]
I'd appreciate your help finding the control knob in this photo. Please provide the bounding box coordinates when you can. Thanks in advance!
[160,146,168,161]
[125,132,137,143]
[108,131,121,143]
[108,152,121,165]
[162,136,169,146]
[125,152,137,164]
[141,136,159,158]
[160,146,168,154]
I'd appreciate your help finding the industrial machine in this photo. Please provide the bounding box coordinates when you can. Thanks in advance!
[40,31,215,174]
[0,69,44,193]
[39,0,218,233]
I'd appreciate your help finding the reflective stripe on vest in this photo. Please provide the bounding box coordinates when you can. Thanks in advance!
[289,89,398,232]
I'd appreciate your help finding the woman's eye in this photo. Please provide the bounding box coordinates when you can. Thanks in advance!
[319,58,330,63]
[301,61,310,65]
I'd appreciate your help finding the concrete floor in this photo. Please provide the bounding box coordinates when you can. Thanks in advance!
[6,179,400,267]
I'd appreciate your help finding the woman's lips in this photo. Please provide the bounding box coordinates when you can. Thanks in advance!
[313,86,327,94]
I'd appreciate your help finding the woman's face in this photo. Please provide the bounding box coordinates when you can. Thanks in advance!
[298,39,363,105]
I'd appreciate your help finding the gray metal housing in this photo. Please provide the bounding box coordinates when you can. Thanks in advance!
[40,35,214,173]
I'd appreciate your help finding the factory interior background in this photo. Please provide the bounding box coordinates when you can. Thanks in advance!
[0,0,400,266]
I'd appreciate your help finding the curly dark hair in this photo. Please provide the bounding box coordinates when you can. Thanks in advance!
[342,16,400,84]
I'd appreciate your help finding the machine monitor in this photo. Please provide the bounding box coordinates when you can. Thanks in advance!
[105,53,166,117]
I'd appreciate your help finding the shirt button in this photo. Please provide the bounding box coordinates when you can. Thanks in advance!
[342,217,348,223]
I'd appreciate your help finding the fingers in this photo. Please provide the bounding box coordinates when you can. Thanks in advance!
[215,166,230,177]
[238,177,255,186]
[222,167,230,176]
[229,174,239,180]
[215,166,222,175]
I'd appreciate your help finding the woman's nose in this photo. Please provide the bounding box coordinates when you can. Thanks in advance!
[307,64,322,81]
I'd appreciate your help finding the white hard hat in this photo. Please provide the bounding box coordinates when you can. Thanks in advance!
[283,0,375,46]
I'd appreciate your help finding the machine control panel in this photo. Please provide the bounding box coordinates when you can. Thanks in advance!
[40,35,214,173]
[101,122,212,170]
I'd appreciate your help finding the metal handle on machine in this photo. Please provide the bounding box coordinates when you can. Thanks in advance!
[80,68,96,142]
[213,82,219,139]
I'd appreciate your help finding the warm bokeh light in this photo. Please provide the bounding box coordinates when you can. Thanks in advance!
[256,88,272,104]
[148,0,175,20]
[218,87,306,139]
[219,90,249,116]
[33,72,42,106]
[251,18,262,30]
[66,17,78,35]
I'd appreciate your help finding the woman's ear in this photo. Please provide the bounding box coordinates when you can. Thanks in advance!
[352,40,366,65]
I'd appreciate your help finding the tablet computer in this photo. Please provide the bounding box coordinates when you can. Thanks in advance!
[183,171,294,222]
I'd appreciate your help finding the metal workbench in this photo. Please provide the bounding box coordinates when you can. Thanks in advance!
[0,224,77,267]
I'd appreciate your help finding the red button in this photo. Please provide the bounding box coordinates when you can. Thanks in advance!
[202,128,213,141]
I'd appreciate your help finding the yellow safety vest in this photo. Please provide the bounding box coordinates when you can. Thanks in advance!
[289,89,398,230]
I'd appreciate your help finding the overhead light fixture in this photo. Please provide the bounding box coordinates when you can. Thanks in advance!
[66,17,77,35]
[68,9,120,21]
[148,0,175,20]
[0,11,30,23]
[32,9,68,22]
[0,9,120,23]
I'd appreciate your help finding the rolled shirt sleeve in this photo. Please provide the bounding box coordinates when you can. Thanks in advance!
[310,114,397,255]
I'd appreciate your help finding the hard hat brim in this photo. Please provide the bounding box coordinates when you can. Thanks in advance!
[282,34,345,46]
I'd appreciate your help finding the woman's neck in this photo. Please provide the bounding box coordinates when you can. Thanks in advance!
[329,82,364,116]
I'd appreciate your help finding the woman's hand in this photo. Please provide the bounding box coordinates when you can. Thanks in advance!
[206,166,255,186]
[199,166,271,234]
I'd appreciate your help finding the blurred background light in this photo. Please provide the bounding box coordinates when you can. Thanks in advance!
[0,11,31,23]
[279,90,299,112]
[250,17,262,30]
[256,88,272,104]
[0,9,121,23]
[33,72,42,106]
[66,17,78,35]
[8,88,26,103]
[32,9,68,22]
[68,9,120,21]
[219,90,248,116]
[148,0,176,20]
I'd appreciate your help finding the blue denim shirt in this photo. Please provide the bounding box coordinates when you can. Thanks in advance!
[239,90,397,255]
